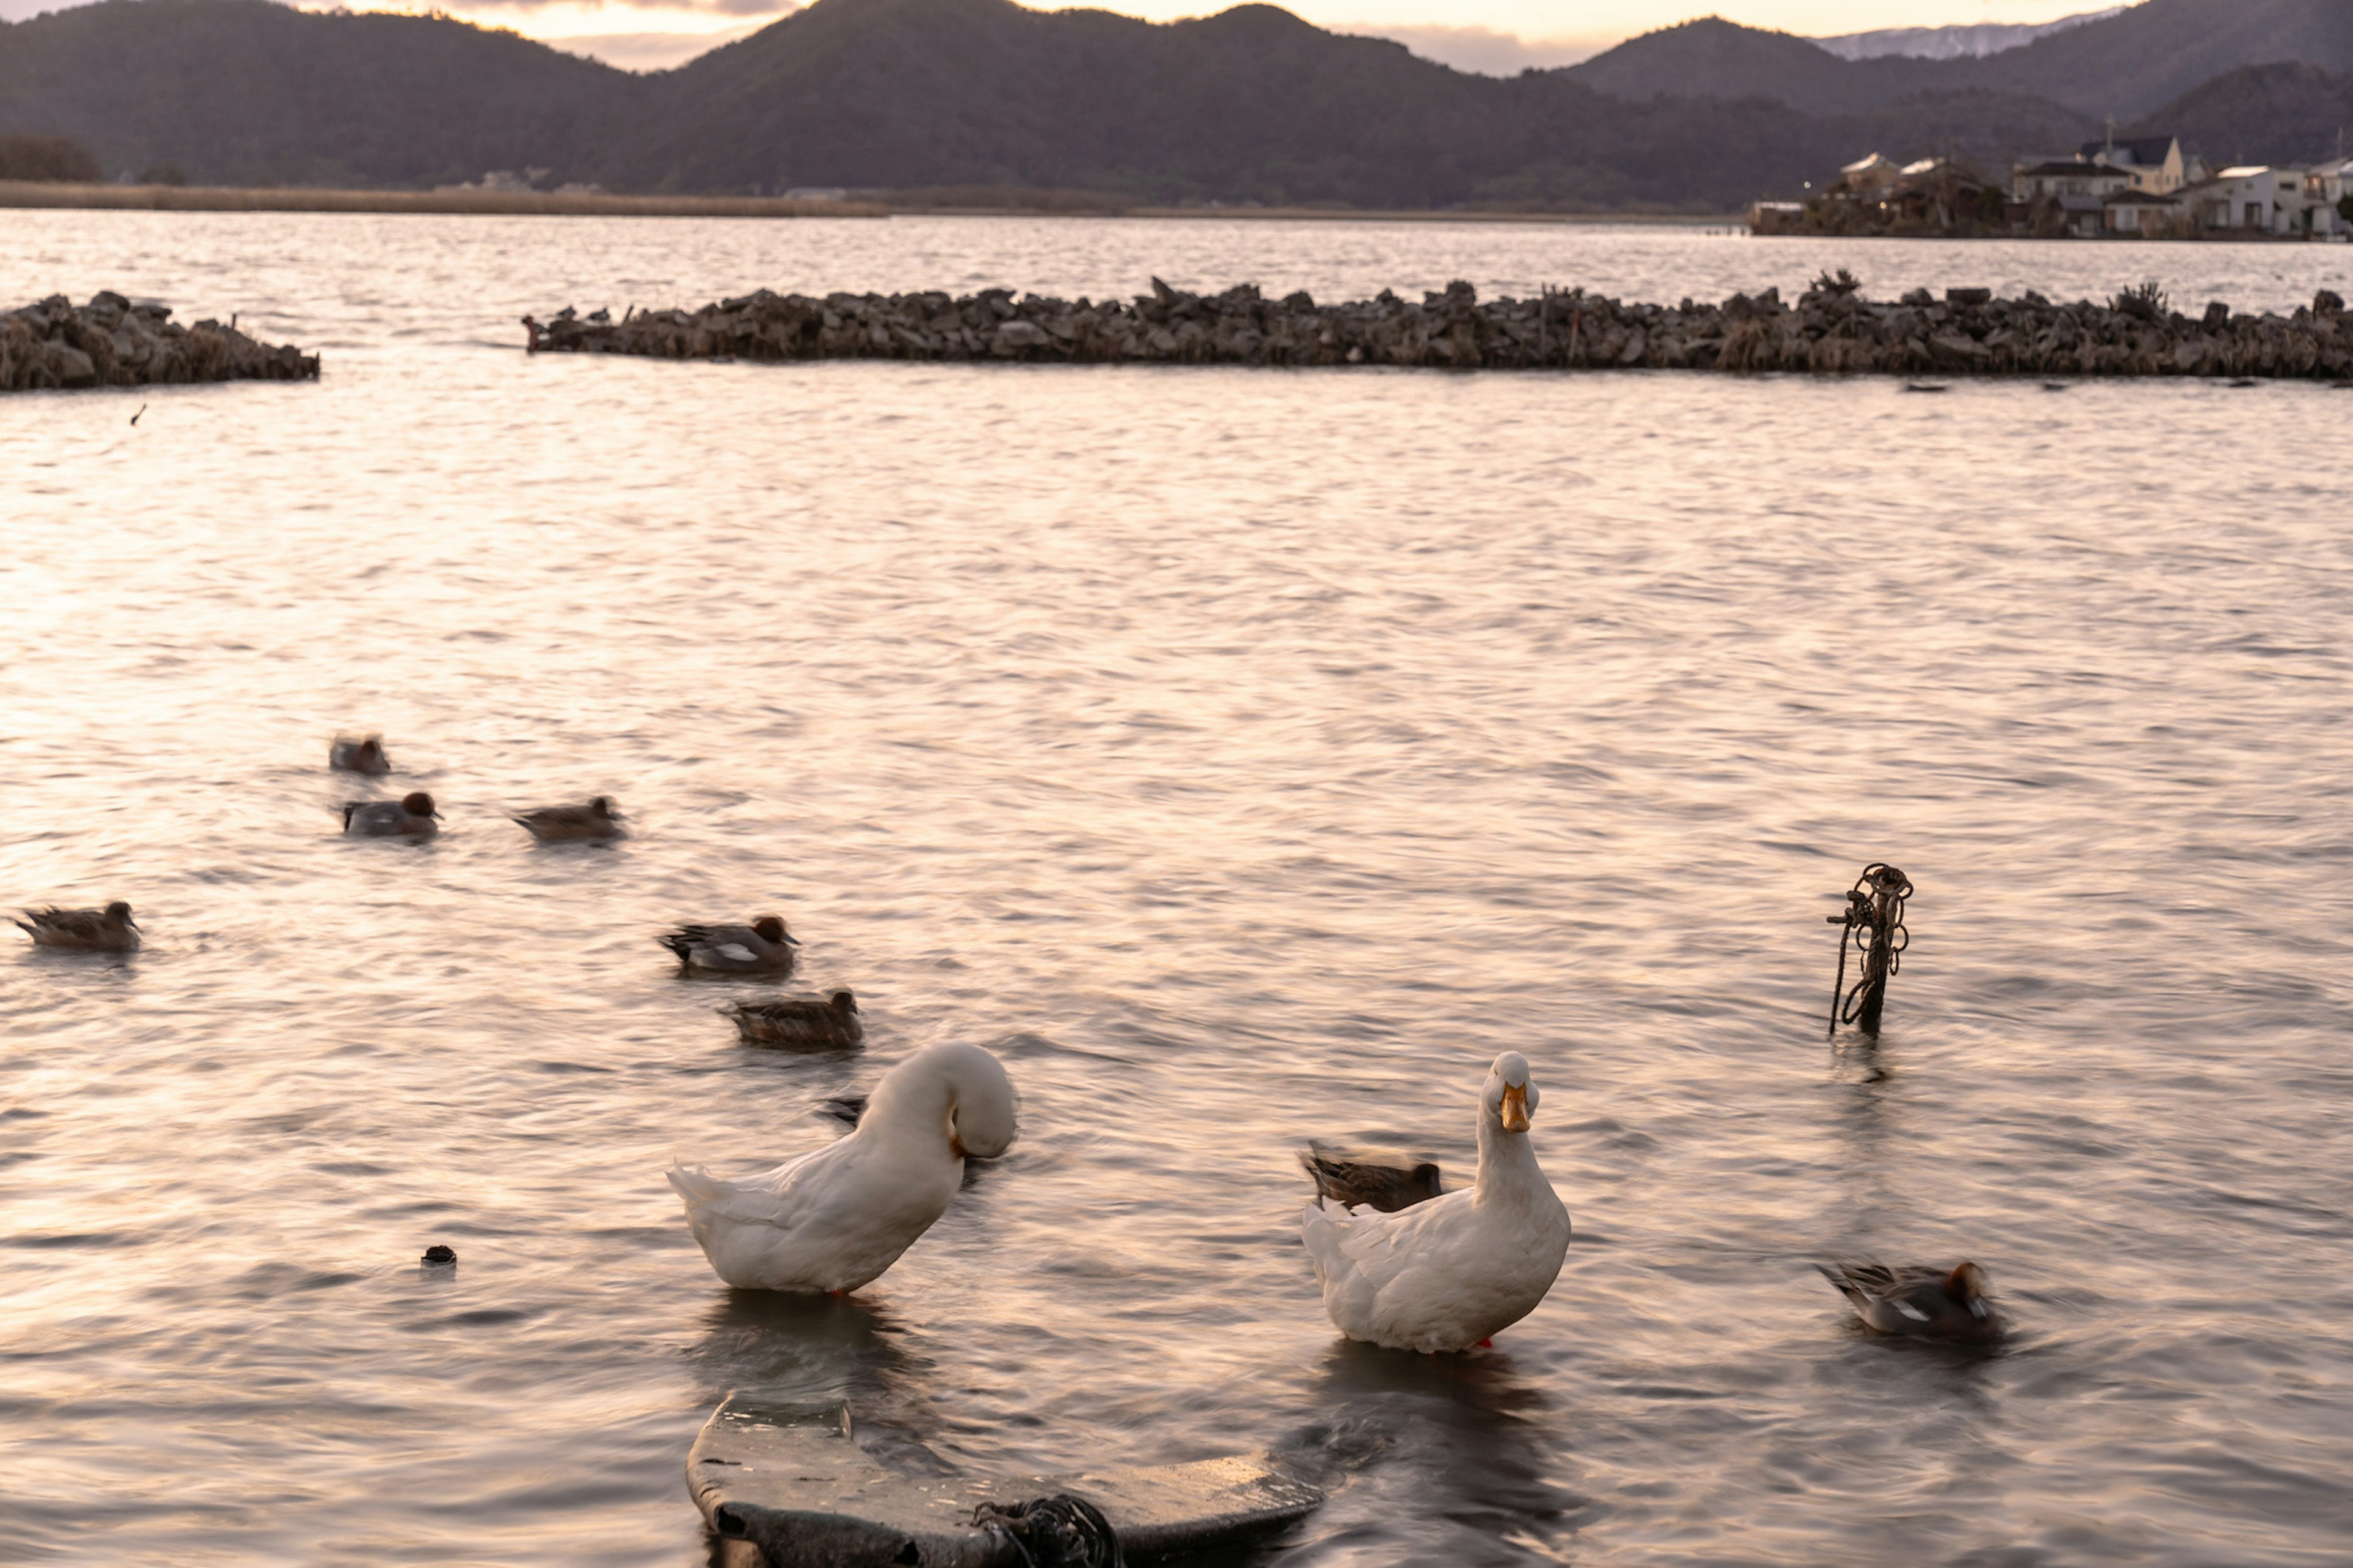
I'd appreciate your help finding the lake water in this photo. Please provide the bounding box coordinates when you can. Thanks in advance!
[4,213,2351,1566]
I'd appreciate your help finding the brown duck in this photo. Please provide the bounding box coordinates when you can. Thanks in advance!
[1298,1141,1445,1213]
[729,990,863,1049]
[16,901,140,953]
[513,796,624,842]
[330,734,391,775]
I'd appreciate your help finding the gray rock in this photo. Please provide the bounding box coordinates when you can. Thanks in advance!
[4,292,317,393]
[520,281,2353,383]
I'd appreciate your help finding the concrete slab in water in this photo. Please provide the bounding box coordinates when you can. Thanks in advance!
[688,1394,1325,1567]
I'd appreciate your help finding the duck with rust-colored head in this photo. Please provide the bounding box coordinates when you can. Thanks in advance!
[1819,1260,2005,1344]
[343,792,440,838]
[329,734,391,775]
[16,901,140,953]
[728,990,862,1049]
[513,796,624,842]
[661,915,798,974]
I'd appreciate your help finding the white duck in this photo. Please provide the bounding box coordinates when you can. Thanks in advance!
[667,1040,1017,1293]
[1300,1051,1571,1353]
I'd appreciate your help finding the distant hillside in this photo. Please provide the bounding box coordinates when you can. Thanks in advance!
[1568,0,2353,120]
[0,0,635,187]
[596,0,2096,205]
[1568,18,1891,113]
[619,0,1505,200]
[0,0,2099,207]
[2131,60,2353,165]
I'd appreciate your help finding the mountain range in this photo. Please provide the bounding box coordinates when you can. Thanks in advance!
[1568,0,2353,119]
[1,0,2347,210]
[1811,8,2125,63]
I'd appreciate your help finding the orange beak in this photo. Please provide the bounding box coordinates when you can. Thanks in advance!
[1499,1083,1531,1133]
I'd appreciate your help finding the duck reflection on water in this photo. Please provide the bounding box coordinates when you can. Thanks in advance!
[685,1289,927,1418]
[1292,1338,1591,1565]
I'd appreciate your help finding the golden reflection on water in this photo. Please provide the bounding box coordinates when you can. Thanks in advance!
[3,216,2352,1564]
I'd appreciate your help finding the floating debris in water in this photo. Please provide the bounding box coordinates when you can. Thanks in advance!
[421,1244,457,1265]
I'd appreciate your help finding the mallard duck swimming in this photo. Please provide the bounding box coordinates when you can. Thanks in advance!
[342,792,440,837]
[661,915,798,974]
[1819,1260,2004,1343]
[667,1040,1017,1292]
[1300,1051,1572,1353]
[329,734,391,775]
[1300,1142,1444,1213]
[729,990,862,1048]
[513,796,623,842]
[15,901,140,953]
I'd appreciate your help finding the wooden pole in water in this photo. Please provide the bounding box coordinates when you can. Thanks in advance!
[1828,862,1912,1036]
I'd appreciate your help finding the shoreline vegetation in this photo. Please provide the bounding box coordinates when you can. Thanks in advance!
[0,180,1733,224]
[0,181,887,218]
[531,273,2353,381]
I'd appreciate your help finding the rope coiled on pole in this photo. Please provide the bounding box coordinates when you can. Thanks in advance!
[1827,862,1911,1035]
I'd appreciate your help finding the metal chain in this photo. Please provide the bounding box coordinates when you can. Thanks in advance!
[1827,863,1912,1034]
[972,1493,1124,1568]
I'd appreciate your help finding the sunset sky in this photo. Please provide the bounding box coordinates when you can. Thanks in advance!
[0,0,2121,70]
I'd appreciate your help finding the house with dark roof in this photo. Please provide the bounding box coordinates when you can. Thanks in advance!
[2077,134,2203,194]
[2010,159,2132,234]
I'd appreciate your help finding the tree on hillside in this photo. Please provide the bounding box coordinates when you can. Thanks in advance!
[0,134,100,181]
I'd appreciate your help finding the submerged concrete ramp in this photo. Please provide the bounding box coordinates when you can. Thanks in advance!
[689,1395,1324,1567]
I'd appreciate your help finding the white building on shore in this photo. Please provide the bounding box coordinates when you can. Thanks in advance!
[2173,165,2346,235]
[2006,139,2352,237]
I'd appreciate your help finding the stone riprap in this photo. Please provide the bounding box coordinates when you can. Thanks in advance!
[534,277,2353,379]
[2,292,319,391]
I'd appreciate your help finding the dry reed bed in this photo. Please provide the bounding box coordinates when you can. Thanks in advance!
[0,181,884,218]
[534,276,2353,379]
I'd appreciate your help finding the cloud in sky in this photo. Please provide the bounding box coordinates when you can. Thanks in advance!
[1338,21,1606,73]
[424,0,792,15]
[414,0,790,14]
[550,20,770,66]
[370,0,796,44]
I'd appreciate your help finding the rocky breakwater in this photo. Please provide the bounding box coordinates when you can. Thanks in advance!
[2,292,319,392]
[535,274,2353,381]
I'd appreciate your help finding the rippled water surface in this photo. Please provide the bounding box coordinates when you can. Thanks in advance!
[4,214,2352,1566]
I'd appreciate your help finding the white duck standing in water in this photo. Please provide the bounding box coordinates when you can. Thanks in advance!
[667,1040,1017,1293]
[1301,1051,1572,1353]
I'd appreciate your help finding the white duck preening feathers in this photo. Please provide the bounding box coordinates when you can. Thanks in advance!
[1301,1051,1572,1353]
[667,1040,1017,1293]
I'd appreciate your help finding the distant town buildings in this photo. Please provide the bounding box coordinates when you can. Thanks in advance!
[2078,134,2197,194]
[1757,131,2353,239]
